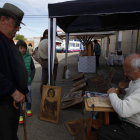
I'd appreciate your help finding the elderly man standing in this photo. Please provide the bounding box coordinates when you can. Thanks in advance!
[0,3,28,140]
[97,54,140,140]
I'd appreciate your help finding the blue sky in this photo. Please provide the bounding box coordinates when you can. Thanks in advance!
[0,0,72,38]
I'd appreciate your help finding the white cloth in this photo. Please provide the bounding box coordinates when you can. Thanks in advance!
[109,78,140,128]
[78,56,96,73]
[107,54,124,65]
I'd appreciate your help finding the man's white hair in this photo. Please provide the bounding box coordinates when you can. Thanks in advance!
[130,57,140,72]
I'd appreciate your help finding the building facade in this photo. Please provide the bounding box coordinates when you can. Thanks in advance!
[100,30,140,59]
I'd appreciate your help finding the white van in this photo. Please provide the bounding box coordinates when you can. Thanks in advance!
[56,40,82,52]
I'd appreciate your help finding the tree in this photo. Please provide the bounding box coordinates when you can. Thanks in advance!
[14,34,26,40]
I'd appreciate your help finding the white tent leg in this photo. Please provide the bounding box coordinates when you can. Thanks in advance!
[48,18,56,85]
[53,18,56,73]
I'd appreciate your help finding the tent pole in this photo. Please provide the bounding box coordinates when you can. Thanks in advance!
[52,18,56,85]
[101,38,102,56]
[48,18,54,86]
[136,30,139,52]
[103,39,105,57]
[65,33,69,66]
[48,18,51,85]
[129,30,133,54]
[106,36,109,57]
[115,31,119,51]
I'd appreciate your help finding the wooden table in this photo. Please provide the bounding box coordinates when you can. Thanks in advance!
[84,98,114,113]
[83,98,115,140]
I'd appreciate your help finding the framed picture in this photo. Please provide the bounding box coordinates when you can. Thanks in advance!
[61,90,83,102]
[72,73,84,81]
[94,79,107,86]
[70,82,87,93]
[95,82,111,93]
[65,117,91,135]
[73,77,88,87]
[61,97,83,110]
[74,120,86,140]
[91,75,104,83]
[39,85,62,123]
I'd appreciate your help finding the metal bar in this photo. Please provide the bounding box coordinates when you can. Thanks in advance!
[52,18,56,85]
[129,30,133,54]
[65,33,69,66]
[48,18,51,85]
[49,18,53,85]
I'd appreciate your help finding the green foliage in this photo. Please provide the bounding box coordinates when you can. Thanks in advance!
[14,34,27,41]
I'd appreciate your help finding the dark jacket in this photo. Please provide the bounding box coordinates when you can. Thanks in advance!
[94,43,101,55]
[0,32,28,105]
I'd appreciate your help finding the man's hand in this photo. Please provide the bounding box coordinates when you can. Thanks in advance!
[107,87,119,95]
[11,89,25,103]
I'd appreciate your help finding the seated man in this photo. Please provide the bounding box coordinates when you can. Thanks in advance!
[97,54,140,140]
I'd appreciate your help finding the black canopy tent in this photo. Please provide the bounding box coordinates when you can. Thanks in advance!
[49,0,140,33]
[48,0,140,85]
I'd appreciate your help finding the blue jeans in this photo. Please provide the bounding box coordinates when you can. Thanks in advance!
[20,84,32,116]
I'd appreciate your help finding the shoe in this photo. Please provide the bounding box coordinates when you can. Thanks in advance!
[19,116,23,124]
[26,110,32,117]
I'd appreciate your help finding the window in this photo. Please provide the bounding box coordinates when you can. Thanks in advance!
[69,43,75,47]
[76,43,79,47]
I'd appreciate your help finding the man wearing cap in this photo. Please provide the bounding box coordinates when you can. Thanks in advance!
[0,3,28,140]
